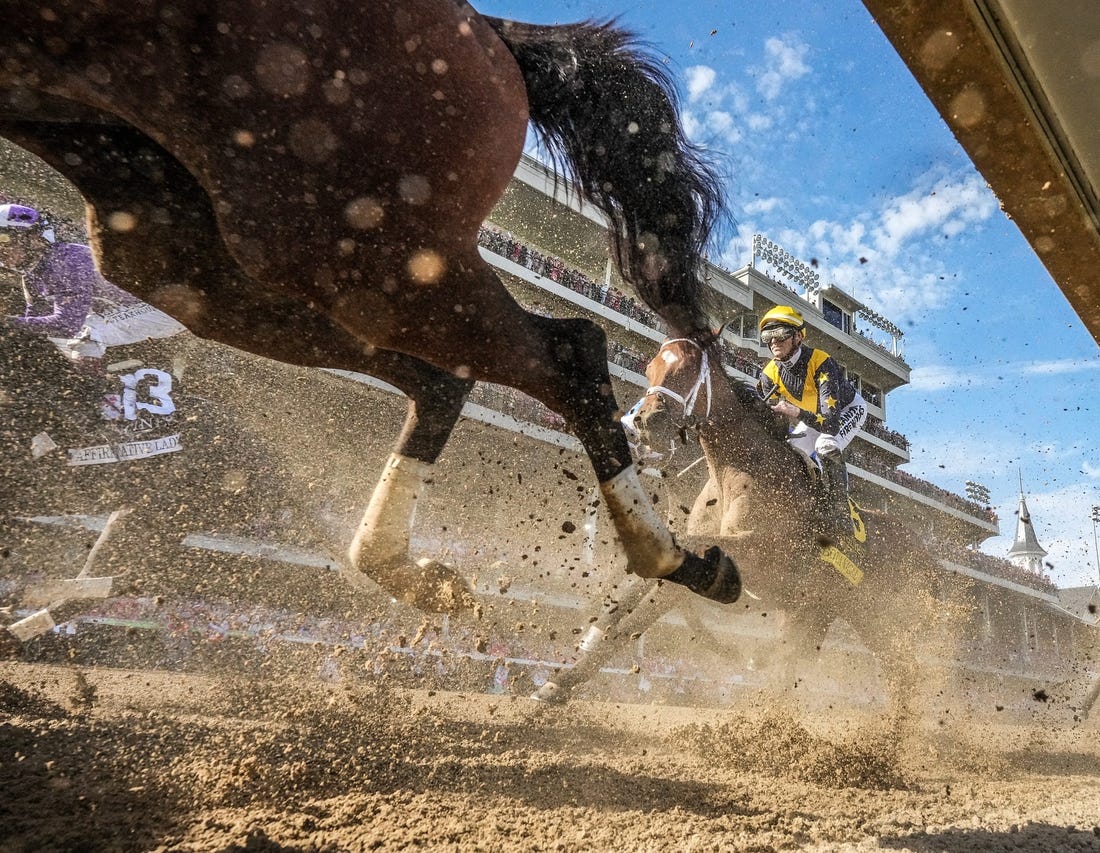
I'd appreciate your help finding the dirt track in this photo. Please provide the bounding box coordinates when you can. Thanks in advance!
[2,660,1099,852]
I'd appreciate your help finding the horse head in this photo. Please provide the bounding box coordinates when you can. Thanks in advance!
[621,338,709,469]
[622,337,789,472]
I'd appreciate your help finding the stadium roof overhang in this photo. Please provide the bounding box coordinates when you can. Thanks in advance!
[863,0,1100,347]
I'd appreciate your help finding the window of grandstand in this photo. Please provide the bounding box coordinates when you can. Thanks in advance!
[822,299,850,333]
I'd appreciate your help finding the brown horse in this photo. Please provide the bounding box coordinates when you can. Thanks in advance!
[0,2,741,612]
[534,336,964,711]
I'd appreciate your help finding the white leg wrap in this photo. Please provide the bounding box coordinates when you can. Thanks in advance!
[600,465,683,578]
[348,453,431,570]
[579,625,605,652]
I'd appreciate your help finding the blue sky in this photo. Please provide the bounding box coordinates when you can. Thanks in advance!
[478,0,1100,588]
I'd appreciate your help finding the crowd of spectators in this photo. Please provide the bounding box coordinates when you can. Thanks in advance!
[478,225,669,332]
[863,415,909,452]
[851,452,998,524]
[607,340,650,376]
[935,539,1058,593]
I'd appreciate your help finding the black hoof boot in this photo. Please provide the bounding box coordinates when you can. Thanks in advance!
[663,546,741,603]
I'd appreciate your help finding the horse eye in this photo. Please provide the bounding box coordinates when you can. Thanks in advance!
[678,426,689,444]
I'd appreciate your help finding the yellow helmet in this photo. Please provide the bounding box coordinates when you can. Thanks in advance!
[758,305,805,333]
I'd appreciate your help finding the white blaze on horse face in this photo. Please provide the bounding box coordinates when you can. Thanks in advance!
[660,349,680,365]
[600,466,683,578]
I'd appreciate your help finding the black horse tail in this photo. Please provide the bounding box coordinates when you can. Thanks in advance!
[484,16,725,339]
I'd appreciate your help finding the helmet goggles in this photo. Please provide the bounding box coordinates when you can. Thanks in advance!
[760,324,799,345]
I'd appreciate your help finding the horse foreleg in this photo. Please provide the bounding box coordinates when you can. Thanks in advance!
[518,315,740,604]
[532,574,675,704]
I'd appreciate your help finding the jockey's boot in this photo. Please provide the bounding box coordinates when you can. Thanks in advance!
[819,449,853,536]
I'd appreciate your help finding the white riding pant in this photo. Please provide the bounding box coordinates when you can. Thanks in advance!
[787,393,867,460]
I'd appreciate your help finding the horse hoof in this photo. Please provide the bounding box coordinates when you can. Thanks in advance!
[530,680,567,704]
[663,546,741,604]
[341,557,477,614]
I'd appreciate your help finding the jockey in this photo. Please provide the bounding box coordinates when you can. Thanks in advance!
[757,305,867,533]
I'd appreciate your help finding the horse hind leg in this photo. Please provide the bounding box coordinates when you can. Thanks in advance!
[7,122,476,613]
[344,353,478,614]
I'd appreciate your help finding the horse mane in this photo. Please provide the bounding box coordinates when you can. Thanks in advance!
[483,16,727,338]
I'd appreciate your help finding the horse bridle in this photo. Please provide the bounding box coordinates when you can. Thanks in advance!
[644,337,714,428]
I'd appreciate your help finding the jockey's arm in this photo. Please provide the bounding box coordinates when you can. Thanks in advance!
[757,372,779,400]
[807,354,849,436]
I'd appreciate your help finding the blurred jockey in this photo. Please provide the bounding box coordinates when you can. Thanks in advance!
[1,202,183,358]
[2,202,99,341]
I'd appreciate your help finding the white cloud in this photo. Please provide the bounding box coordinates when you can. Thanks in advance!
[1018,357,1100,376]
[871,174,996,257]
[680,110,703,140]
[680,53,999,327]
[743,196,783,216]
[1083,461,1100,479]
[751,170,1001,324]
[907,365,971,392]
[904,356,1100,394]
[685,65,717,102]
[754,35,811,101]
[745,112,774,132]
[705,110,737,137]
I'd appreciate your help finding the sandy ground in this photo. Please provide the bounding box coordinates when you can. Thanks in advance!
[2,251,1098,851]
[2,658,1099,853]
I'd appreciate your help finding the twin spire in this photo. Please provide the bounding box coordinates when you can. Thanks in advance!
[1006,469,1047,574]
